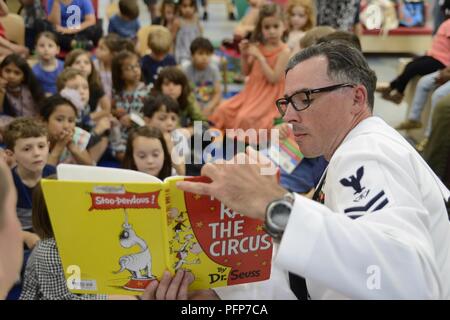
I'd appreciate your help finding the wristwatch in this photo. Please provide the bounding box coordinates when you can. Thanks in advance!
[264,192,295,242]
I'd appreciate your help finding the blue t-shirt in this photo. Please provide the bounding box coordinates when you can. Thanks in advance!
[141,54,177,85]
[32,60,64,95]
[12,165,56,230]
[108,15,140,39]
[46,0,95,27]
[280,156,328,193]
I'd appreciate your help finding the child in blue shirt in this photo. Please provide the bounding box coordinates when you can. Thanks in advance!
[108,0,141,40]
[3,118,55,231]
[32,32,64,95]
[3,117,55,299]
[141,26,176,86]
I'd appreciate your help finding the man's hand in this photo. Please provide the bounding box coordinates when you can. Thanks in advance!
[275,123,291,141]
[177,147,286,220]
[141,270,194,300]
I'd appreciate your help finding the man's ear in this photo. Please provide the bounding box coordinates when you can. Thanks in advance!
[351,85,368,114]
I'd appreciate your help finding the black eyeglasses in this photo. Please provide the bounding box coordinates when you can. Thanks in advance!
[275,83,355,116]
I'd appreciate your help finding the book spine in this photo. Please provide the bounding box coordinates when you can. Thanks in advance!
[162,181,175,274]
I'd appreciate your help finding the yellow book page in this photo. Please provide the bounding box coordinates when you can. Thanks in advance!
[165,177,273,290]
[42,180,171,295]
[165,177,228,290]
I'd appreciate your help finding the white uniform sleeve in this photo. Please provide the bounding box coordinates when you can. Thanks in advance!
[276,151,444,299]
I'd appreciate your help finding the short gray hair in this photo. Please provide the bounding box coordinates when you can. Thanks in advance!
[286,42,377,110]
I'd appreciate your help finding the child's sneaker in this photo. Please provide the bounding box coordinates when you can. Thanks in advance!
[416,138,428,153]
[395,119,422,130]
[71,39,94,51]
[381,89,403,104]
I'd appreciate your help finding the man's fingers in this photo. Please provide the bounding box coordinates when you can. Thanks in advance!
[140,271,194,300]
[176,181,212,196]
[201,162,221,180]
[141,279,158,300]
[246,146,273,166]
[155,271,171,300]
[178,272,194,300]
[165,270,185,300]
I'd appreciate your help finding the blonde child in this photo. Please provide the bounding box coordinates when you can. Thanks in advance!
[32,32,64,96]
[56,68,111,163]
[174,0,203,65]
[286,0,316,54]
[40,94,93,166]
[122,126,173,180]
[64,49,111,122]
[0,54,45,118]
[210,4,290,136]
[56,68,91,129]
[141,26,176,86]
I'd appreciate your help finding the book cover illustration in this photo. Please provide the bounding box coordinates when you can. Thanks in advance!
[41,172,273,295]
[167,177,273,290]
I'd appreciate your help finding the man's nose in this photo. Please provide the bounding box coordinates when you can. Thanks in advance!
[283,103,300,123]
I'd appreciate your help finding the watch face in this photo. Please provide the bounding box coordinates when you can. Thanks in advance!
[272,203,291,229]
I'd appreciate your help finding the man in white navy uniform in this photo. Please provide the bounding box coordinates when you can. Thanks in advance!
[143,42,450,300]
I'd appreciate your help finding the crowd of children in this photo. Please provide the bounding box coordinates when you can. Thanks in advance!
[0,0,448,300]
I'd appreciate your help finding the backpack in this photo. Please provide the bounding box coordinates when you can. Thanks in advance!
[398,0,425,27]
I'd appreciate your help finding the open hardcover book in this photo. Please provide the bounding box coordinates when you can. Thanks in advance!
[41,165,273,295]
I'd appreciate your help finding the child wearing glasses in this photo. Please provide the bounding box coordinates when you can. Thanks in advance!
[111,50,150,160]
[209,4,290,137]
